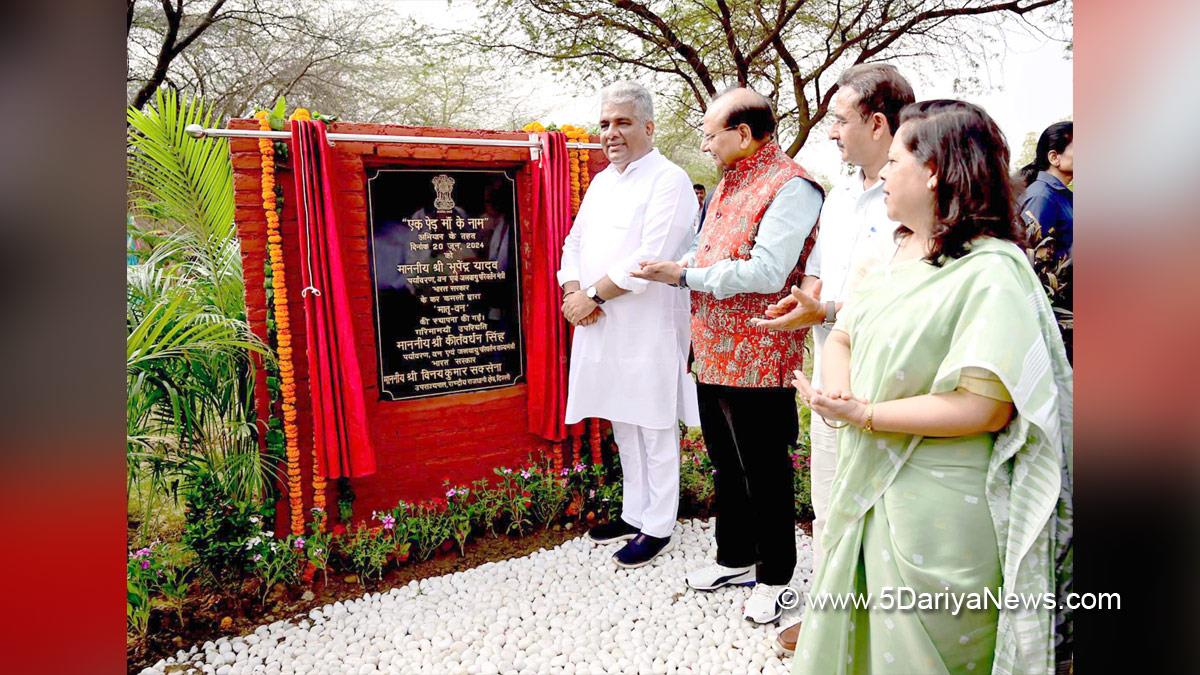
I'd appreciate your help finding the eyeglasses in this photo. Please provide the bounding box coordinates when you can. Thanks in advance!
[701,126,738,144]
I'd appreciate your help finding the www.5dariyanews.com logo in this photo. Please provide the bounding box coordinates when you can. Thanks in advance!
[779,586,1119,616]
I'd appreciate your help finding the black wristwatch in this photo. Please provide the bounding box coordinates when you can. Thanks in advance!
[585,285,606,305]
[677,268,689,288]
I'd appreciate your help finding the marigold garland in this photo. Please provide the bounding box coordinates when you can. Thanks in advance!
[255,110,305,536]
[560,125,592,217]
[286,108,327,519]
[521,122,592,217]
[560,124,599,466]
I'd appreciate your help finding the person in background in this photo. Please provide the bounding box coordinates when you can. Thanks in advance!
[693,182,706,207]
[1018,121,1073,259]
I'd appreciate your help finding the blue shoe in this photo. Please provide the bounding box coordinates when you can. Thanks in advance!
[586,518,640,544]
[613,533,674,568]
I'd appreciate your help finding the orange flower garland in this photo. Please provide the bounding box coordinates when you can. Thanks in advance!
[255,111,305,536]
[520,122,592,217]
[287,108,327,519]
[559,125,600,466]
[560,125,592,216]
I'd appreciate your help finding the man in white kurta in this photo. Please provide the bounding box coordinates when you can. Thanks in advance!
[557,81,699,568]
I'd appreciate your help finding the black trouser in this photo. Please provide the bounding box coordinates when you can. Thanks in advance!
[696,382,799,585]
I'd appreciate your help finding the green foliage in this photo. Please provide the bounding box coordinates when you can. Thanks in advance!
[790,443,814,521]
[405,502,454,561]
[303,509,334,583]
[443,485,476,555]
[679,430,715,511]
[337,477,356,523]
[1024,219,1073,356]
[127,542,194,632]
[128,88,235,251]
[590,480,624,522]
[469,477,506,535]
[525,463,571,526]
[341,522,396,583]
[126,548,156,637]
[127,88,272,509]
[244,532,303,602]
[181,467,269,586]
[493,467,535,535]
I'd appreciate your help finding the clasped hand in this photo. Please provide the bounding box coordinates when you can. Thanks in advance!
[791,368,869,427]
[562,290,603,326]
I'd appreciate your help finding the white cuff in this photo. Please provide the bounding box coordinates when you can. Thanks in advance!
[607,261,648,294]
[555,267,579,288]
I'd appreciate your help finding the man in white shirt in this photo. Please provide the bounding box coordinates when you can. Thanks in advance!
[751,63,914,653]
[557,81,700,568]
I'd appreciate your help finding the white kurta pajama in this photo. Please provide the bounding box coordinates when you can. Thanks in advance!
[557,149,700,538]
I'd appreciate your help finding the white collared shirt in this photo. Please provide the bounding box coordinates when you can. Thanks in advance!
[556,148,700,428]
[806,168,901,388]
[805,168,901,303]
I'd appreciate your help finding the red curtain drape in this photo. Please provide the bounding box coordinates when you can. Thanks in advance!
[525,131,581,442]
[289,120,377,477]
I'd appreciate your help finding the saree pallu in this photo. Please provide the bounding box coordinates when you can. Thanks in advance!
[792,237,1073,675]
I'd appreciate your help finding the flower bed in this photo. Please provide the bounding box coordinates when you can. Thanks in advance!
[129,435,815,670]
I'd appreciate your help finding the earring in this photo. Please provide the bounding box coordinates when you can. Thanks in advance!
[926,177,937,190]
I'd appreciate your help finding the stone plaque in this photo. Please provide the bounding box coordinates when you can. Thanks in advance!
[367,169,523,400]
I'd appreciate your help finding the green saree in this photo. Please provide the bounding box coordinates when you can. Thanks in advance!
[791,237,1073,675]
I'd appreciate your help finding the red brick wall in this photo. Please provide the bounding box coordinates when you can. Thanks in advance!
[230,121,607,527]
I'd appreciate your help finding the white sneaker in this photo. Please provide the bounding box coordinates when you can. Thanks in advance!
[743,582,789,623]
[685,563,755,591]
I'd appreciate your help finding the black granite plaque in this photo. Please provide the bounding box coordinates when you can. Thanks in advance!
[367,169,523,400]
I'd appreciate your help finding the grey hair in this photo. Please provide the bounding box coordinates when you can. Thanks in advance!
[600,81,654,122]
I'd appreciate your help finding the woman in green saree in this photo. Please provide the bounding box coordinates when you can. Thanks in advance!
[788,100,1072,675]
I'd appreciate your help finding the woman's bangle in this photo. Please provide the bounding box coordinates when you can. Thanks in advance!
[821,416,848,429]
[862,404,875,432]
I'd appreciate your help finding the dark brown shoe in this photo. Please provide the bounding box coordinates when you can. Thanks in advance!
[775,620,801,656]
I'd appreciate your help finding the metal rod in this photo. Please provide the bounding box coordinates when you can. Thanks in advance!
[184,124,602,150]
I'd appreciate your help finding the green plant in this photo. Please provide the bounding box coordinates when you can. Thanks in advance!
[151,545,194,624]
[180,466,267,585]
[341,520,396,583]
[243,532,303,602]
[469,477,505,535]
[679,434,715,511]
[493,467,534,535]
[562,462,599,519]
[525,464,570,526]
[126,87,272,512]
[591,479,624,522]
[407,502,453,560]
[443,485,476,554]
[337,477,356,523]
[303,508,334,584]
[1025,219,1073,358]
[790,443,814,521]
[127,546,157,637]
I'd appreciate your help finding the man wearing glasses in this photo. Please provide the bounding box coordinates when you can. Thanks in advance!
[750,63,914,654]
[634,87,823,624]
